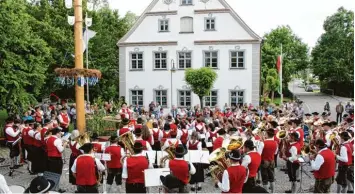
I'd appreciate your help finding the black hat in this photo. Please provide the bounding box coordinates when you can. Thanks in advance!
[251,109,257,112]
[160,174,182,190]
[229,128,238,132]
[61,107,67,111]
[321,112,328,116]
[330,121,338,126]
[25,119,35,124]
[109,135,118,142]
[290,132,299,140]
[315,139,326,148]
[228,149,242,161]
[346,118,353,123]
[43,119,52,125]
[217,128,226,135]
[305,113,311,116]
[322,122,332,127]
[121,118,130,125]
[134,127,142,135]
[91,132,99,140]
[269,121,278,128]
[290,118,301,125]
[312,112,319,116]
[244,139,255,149]
[79,143,93,153]
[51,127,62,135]
[25,176,54,194]
[133,142,143,152]
[137,117,143,124]
[266,128,275,136]
[173,144,187,156]
[242,110,247,113]
[5,117,14,124]
[343,114,349,118]
[340,131,351,140]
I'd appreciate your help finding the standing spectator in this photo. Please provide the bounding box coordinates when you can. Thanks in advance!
[345,102,352,114]
[70,104,77,129]
[336,102,344,123]
[134,104,142,115]
[149,101,155,115]
[157,108,164,119]
[22,111,33,122]
[324,102,330,112]
[171,105,178,118]
[154,103,161,116]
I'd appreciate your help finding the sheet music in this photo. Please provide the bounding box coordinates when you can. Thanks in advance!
[184,151,190,162]
[144,168,170,187]
[198,134,206,139]
[156,151,169,166]
[206,142,213,148]
[186,150,210,164]
[94,153,111,161]
[188,130,193,135]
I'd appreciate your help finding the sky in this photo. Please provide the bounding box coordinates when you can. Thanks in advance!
[108,0,355,48]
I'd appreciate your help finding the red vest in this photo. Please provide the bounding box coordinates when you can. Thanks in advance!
[4,125,18,142]
[152,129,160,142]
[208,131,217,142]
[23,127,34,146]
[180,130,188,144]
[213,137,224,151]
[92,143,102,153]
[126,156,149,184]
[60,113,69,127]
[32,131,42,147]
[119,127,130,136]
[169,159,189,184]
[35,111,42,122]
[222,165,246,194]
[75,155,97,186]
[313,149,335,179]
[161,131,171,144]
[70,142,81,156]
[188,141,199,150]
[286,142,301,163]
[195,123,204,134]
[105,145,122,168]
[247,152,261,177]
[135,140,148,151]
[339,143,353,166]
[296,127,304,147]
[40,128,48,146]
[46,136,61,157]
[167,140,179,148]
[262,139,278,161]
[225,111,233,118]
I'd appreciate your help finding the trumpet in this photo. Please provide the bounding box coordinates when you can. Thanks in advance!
[301,143,317,157]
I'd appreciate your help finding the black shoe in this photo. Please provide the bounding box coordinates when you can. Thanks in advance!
[347,191,354,193]
[197,187,202,191]
[58,189,66,193]
[285,190,292,193]
[191,187,196,191]
[215,184,218,188]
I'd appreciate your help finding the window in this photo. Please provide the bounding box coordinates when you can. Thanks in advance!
[204,90,218,107]
[204,51,218,68]
[178,90,191,107]
[205,18,215,31]
[180,17,193,33]
[154,52,167,69]
[130,52,143,70]
[159,19,169,32]
[230,51,245,68]
[178,52,192,69]
[155,90,168,107]
[131,90,144,106]
[230,90,244,106]
[181,0,193,5]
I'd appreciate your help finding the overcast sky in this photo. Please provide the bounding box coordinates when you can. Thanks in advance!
[108,0,354,48]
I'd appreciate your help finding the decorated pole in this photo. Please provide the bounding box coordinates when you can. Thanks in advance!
[74,0,85,133]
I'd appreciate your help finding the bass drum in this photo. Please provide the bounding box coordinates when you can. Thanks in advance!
[9,185,25,194]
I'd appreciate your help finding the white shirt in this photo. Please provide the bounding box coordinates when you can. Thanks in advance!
[241,150,257,168]
[122,153,154,179]
[259,138,279,155]
[165,157,196,175]
[186,140,202,150]
[176,129,183,140]
[217,163,248,192]
[71,140,81,150]
[34,131,41,141]
[324,130,332,147]
[336,143,349,162]
[161,139,182,151]
[5,126,20,139]
[288,142,299,162]
[58,113,70,125]
[310,148,327,171]
[0,174,11,194]
[28,129,35,138]
[71,154,106,173]
[50,135,65,153]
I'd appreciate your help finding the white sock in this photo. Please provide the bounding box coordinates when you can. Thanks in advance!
[291,182,297,193]
[337,184,342,193]
[28,161,32,171]
[270,182,275,193]
[197,183,201,187]
[262,183,268,190]
[347,180,354,191]
[341,185,348,193]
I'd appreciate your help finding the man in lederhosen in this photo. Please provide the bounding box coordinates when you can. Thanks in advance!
[335,132,353,193]
[282,132,301,193]
[4,117,21,173]
[30,123,47,175]
[105,135,125,193]
[242,139,261,193]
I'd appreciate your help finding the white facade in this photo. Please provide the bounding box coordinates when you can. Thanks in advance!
[118,0,261,109]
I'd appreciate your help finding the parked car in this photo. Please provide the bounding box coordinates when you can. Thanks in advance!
[305,84,320,92]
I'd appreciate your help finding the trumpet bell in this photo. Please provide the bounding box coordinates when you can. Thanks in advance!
[276,130,288,139]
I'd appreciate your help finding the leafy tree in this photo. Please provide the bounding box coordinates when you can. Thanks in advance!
[184,67,217,108]
[0,0,50,114]
[265,69,279,102]
[311,7,354,96]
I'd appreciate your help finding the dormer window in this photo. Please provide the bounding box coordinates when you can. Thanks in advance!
[180,17,193,33]
[181,0,193,5]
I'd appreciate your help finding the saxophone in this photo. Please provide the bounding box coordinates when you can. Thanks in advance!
[159,144,176,167]
[119,131,135,164]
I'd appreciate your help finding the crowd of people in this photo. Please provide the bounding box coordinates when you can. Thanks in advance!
[1,99,354,193]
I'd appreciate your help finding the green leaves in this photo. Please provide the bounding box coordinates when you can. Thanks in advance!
[184,67,217,107]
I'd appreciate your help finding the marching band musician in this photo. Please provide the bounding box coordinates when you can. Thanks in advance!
[194,117,207,148]
[335,132,353,193]
[122,142,153,193]
[215,149,248,193]
[91,133,104,153]
[141,125,154,146]
[241,139,261,193]
[186,131,204,191]
[118,118,131,137]
[151,122,163,151]
[4,117,21,171]
[289,118,304,148]
[133,127,153,151]
[205,122,218,152]
[41,119,53,145]
[105,135,125,193]
[260,128,278,193]
[71,143,106,193]
[69,130,81,185]
[119,103,132,120]
[213,129,227,151]
[312,112,320,121]
[166,144,196,193]
[310,139,336,193]
[179,122,189,148]
[322,112,330,122]
[282,132,301,193]
[58,107,70,133]
[161,126,182,151]
[322,122,333,148]
[30,122,47,175]
[268,121,280,167]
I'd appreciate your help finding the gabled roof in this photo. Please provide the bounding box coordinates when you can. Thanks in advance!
[117,0,262,46]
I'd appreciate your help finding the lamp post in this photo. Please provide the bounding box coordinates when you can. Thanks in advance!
[171,59,176,108]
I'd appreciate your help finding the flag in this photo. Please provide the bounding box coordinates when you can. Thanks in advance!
[276,55,281,73]
[82,29,96,53]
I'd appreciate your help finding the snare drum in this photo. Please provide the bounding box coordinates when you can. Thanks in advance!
[9,185,25,193]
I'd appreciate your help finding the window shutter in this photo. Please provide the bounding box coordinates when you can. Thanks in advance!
[180,17,193,32]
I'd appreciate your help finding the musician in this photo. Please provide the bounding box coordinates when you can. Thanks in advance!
[269,121,280,167]
[289,118,304,148]
[30,123,47,175]
[322,122,333,148]
[225,107,233,118]
[166,144,196,193]
[322,112,330,122]
[282,132,301,193]
[119,103,131,120]
[241,139,261,193]
[205,122,217,152]
[161,127,182,151]
[304,113,312,121]
[58,107,70,133]
[41,119,53,145]
[310,139,336,193]
[69,130,81,185]
[213,129,227,151]
[71,143,106,193]
[215,149,247,193]
[135,117,144,129]
[151,122,163,151]
[160,174,184,193]
[122,142,153,193]
[105,135,125,193]
[187,131,204,191]
[118,118,131,137]
[4,117,21,170]
[179,122,189,148]
[335,132,353,193]
[134,127,152,151]
[194,118,207,148]
[313,112,320,121]
[91,133,104,153]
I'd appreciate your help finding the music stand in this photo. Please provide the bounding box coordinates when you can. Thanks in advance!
[186,150,209,193]
[144,168,170,193]
[94,152,111,193]
[297,157,312,193]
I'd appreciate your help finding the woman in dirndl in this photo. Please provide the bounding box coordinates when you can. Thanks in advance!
[187,131,204,191]
[69,130,82,185]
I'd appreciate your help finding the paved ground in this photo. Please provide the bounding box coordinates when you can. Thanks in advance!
[289,80,353,121]
[0,146,340,193]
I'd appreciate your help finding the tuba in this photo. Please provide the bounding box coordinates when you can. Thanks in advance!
[75,132,91,147]
[208,147,230,182]
[159,144,176,168]
[119,131,135,164]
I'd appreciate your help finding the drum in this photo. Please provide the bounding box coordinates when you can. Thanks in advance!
[9,185,25,193]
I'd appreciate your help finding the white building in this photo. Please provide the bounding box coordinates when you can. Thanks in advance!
[118,0,262,109]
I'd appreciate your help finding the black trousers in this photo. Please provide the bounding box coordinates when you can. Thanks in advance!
[125,182,146,193]
[69,154,79,185]
[336,165,349,186]
[47,157,63,175]
[286,161,300,182]
[31,146,47,173]
[107,168,122,185]
[336,113,343,123]
[314,177,333,193]
[242,177,256,193]
[77,185,98,193]
[189,163,204,184]
[6,142,20,159]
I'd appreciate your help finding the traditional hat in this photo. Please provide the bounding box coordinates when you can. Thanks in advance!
[133,142,143,152]
[330,121,338,126]
[321,112,328,116]
[134,127,142,135]
[217,128,226,135]
[289,118,301,125]
[228,149,242,161]
[43,119,53,125]
[343,114,349,118]
[137,117,143,124]
[340,131,351,140]
[251,109,257,112]
[109,135,118,142]
[322,122,331,127]
[243,139,255,149]
[305,113,311,116]
[269,121,278,128]
[173,144,187,156]
[312,112,319,116]
[25,176,54,194]
[229,127,238,132]
[160,174,182,190]
[315,139,326,148]
[266,128,275,136]
[121,118,130,125]
[91,132,99,140]
[61,107,67,111]
[79,143,93,153]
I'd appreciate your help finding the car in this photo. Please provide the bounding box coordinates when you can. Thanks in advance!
[305,84,320,92]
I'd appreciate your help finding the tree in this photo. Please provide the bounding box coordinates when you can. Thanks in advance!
[311,7,354,96]
[0,0,50,114]
[265,69,279,102]
[184,67,217,108]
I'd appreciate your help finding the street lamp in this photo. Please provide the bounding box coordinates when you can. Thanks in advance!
[171,59,176,108]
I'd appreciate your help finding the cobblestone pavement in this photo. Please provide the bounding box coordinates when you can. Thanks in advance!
[0,147,339,193]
